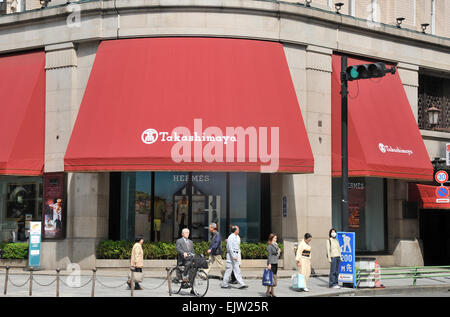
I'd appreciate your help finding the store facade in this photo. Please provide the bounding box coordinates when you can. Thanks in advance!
[0,1,449,270]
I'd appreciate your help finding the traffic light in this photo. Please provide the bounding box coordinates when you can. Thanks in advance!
[346,62,396,81]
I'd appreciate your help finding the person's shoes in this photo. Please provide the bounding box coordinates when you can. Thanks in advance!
[238,285,248,289]
[221,285,231,289]
[265,293,272,297]
[303,288,310,292]
[135,284,144,290]
[332,285,341,289]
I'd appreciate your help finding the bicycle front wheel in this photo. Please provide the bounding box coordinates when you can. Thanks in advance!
[168,267,183,295]
[192,270,209,297]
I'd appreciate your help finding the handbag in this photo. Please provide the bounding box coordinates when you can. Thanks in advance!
[128,267,144,283]
[262,268,274,286]
[292,273,305,290]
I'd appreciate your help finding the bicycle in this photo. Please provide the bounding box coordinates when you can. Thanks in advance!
[168,255,209,297]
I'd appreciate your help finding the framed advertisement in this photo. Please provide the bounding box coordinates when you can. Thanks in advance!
[6,183,36,220]
[42,172,67,240]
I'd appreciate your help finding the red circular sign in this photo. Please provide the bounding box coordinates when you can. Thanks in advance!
[436,186,449,198]
[435,170,449,184]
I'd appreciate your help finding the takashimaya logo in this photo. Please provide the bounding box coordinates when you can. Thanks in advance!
[378,143,387,153]
[140,118,280,173]
[378,143,413,156]
[141,129,159,144]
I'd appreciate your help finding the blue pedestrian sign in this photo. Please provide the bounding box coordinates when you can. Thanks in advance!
[337,232,356,288]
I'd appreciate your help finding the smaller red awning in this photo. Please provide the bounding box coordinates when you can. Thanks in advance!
[332,54,433,181]
[0,51,45,176]
[409,183,450,209]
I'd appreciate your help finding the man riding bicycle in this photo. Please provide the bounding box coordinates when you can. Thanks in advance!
[176,228,195,285]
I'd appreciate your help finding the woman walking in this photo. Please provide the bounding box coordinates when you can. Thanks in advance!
[327,228,341,288]
[128,236,144,290]
[295,233,312,292]
[266,233,281,297]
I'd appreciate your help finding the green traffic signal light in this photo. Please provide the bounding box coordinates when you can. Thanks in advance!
[349,67,359,79]
[345,62,396,81]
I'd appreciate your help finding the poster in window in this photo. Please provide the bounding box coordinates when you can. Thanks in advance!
[6,184,36,220]
[42,173,66,240]
[348,180,366,230]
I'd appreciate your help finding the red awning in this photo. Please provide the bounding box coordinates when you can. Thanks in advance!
[331,54,433,181]
[64,38,314,173]
[409,184,450,209]
[0,51,45,176]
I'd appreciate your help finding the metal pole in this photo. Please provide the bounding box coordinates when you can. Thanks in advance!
[4,266,9,295]
[29,267,33,296]
[341,56,350,232]
[91,268,97,297]
[130,269,134,297]
[56,268,60,297]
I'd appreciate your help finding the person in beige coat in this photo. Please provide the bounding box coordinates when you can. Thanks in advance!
[327,228,342,288]
[128,236,144,290]
[296,233,312,292]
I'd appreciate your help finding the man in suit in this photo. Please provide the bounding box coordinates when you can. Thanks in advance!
[221,225,248,289]
[176,228,195,282]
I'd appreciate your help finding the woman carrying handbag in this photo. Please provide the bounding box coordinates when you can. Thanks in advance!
[295,233,312,292]
[128,236,145,290]
[266,233,280,297]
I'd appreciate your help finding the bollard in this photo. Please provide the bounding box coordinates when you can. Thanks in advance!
[166,267,171,296]
[130,269,134,297]
[91,268,97,297]
[29,267,33,296]
[56,268,60,297]
[4,266,9,295]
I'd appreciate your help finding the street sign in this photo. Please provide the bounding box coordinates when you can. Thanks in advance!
[447,144,450,166]
[436,186,449,199]
[28,221,42,268]
[337,232,356,288]
[435,170,448,184]
[436,198,450,204]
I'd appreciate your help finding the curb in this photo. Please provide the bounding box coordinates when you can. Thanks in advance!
[353,284,450,296]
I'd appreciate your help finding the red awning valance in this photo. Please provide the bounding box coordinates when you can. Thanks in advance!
[331,54,433,181]
[64,38,314,173]
[409,184,450,209]
[0,51,45,176]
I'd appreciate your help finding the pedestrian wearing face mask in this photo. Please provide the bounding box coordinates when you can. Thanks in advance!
[327,228,342,289]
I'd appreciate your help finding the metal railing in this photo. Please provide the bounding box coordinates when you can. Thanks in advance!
[356,265,450,287]
[0,266,168,297]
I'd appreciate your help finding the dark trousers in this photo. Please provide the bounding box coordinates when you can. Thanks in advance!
[329,257,341,287]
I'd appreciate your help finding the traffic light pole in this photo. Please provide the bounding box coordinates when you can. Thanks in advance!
[341,56,349,233]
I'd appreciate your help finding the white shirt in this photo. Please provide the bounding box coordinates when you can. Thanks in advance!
[226,233,241,263]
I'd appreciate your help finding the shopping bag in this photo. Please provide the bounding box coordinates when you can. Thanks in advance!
[262,268,274,286]
[292,273,305,290]
[128,268,144,283]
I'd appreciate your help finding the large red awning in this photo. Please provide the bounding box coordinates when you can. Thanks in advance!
[0,51,45,176]
[64,38,314,173]
[331,54,433,181]
[409,184,450,209]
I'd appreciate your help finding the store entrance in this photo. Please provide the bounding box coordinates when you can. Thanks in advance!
[109,172,270,243]
[419,210,450,265]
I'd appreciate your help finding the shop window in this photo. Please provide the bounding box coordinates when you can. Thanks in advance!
[332,177,386,252]
[110,172,267,243]
[0,176,43,243]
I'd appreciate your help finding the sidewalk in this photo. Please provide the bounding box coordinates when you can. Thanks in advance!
[0,267,449,297]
